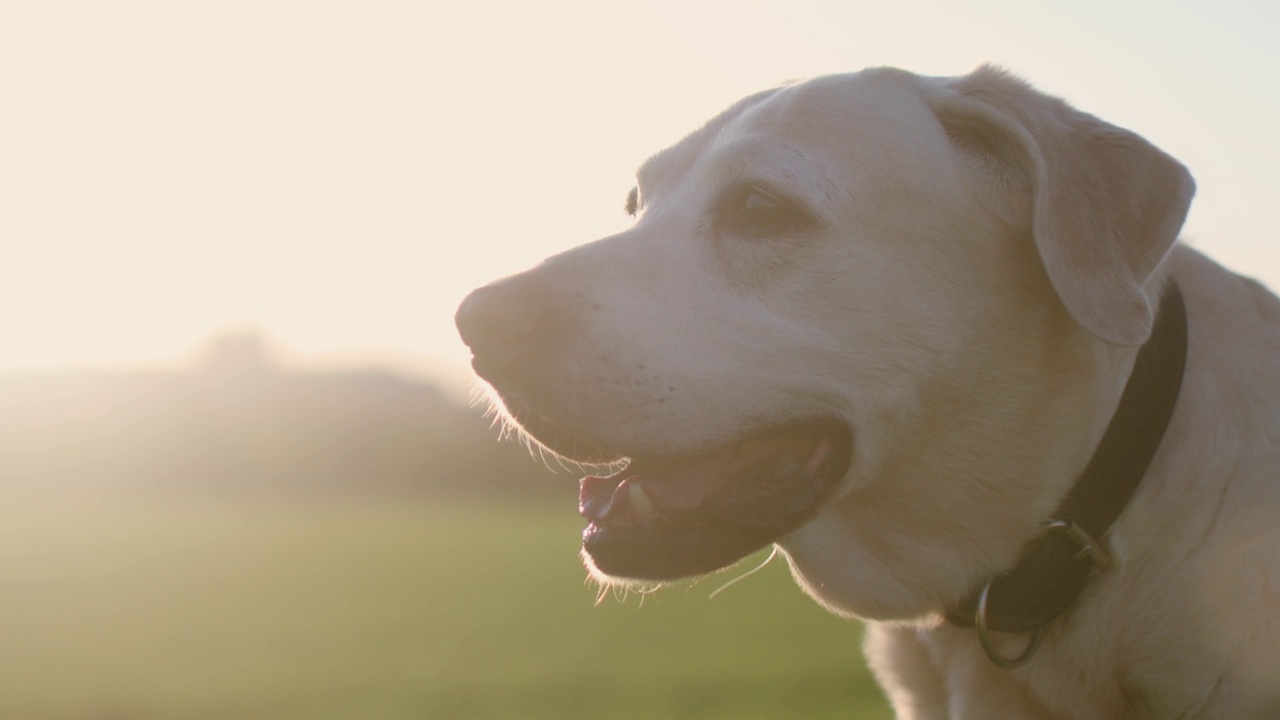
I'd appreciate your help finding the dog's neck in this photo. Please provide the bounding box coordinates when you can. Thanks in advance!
[945,281,1189,666]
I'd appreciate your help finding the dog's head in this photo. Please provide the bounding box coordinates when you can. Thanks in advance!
[456,66,1193,620]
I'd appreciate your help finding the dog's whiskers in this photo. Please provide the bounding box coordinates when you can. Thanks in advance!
[471,391,624,475]
[709,546,780,600]
[467,381,492,409]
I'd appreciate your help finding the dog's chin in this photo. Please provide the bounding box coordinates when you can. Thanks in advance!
[574,417,854,583]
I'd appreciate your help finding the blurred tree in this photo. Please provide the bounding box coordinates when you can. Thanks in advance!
[0,335,572,505]
[195,329,280,379]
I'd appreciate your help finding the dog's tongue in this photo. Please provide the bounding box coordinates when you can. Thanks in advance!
[578,432,830,526]
[578,448,734,525]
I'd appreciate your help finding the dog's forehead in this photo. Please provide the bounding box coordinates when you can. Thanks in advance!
[747,69,932,138]
[635,86,782,193]
[638,68,936,191]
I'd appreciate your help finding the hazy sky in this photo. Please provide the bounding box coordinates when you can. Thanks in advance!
[3,1,1277,393]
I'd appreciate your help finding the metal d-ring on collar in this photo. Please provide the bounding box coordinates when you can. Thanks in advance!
[976,582,1042,668]
[974,517,1109,668]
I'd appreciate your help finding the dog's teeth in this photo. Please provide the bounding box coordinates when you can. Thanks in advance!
[628,482,656,515]
[805,437,833,474]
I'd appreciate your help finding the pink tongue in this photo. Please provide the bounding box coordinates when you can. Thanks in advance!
[636,442,760,511]
[578,432,823,523]
[576,449,734,524]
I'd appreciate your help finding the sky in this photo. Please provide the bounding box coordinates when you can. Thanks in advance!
[2,0,1277,394]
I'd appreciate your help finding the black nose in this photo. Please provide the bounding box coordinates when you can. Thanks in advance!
[455,274,559,382]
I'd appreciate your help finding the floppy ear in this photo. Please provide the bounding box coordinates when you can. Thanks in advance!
[926,66,1196,346]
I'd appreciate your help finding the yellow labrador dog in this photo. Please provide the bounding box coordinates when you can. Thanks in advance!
[456,66,1280,719]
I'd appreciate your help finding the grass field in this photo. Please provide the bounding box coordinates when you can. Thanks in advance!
[0,501,892,719]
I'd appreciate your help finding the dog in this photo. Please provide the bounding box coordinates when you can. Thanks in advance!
[456,66,1280,719]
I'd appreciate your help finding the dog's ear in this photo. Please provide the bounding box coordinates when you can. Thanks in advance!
[926,66,1195,346]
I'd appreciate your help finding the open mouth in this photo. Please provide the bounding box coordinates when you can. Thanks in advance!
[579,418,853,581]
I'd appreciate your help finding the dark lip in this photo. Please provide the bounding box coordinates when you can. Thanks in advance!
[581,417,853,581]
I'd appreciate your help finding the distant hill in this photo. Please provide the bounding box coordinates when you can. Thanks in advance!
[0,334,573,504]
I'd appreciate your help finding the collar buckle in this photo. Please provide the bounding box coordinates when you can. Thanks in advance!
[1046,517,1111,567]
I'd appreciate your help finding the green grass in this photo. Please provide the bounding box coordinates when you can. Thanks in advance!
[0,501,891,719]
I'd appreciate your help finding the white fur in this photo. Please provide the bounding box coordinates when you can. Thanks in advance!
[472,66,1280,718]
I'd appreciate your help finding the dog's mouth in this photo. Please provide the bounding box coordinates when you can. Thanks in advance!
[579,418,853,581]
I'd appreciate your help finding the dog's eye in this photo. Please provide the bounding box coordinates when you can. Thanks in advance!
[725,189,804,237]
[624,187,641,217]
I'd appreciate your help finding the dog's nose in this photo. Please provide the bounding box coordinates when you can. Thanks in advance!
[455,274,558,382]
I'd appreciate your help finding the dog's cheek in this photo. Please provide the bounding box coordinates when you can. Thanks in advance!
[778,518,951,621]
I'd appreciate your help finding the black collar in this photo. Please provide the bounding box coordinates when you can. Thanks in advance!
[946,282,1188,647]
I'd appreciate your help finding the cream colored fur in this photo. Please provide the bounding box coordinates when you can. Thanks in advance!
[476,66,1280,718]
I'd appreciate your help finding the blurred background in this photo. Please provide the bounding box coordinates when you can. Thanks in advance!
[1,1,1276,718]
